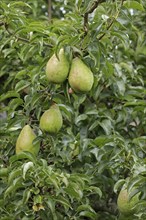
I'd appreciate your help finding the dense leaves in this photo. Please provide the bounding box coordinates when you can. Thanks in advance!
[0,0,146,219]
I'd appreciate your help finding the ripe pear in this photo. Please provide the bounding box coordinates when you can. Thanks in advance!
[39,104,62,134]
[16,125,40,156]
[68,57,94,93]
[46,48,70,83]
[117,188,140,216]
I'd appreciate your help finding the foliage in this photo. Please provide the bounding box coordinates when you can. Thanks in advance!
[0,0,146,219]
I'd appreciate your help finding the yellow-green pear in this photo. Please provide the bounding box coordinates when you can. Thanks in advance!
[46,48,70,83]
[117,188,140,216]
[16,125,40,156]
[39,104,62,133]
[68,57,94,92]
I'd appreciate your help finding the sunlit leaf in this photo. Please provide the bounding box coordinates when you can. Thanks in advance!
[22,161,34,179]
[124,1,145,11]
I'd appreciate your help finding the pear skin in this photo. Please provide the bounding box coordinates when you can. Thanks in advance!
[68,57,94,92]
[117,189,140,216]
[46,48,69,84]
[39,104,62,134]
[16,125,40,156]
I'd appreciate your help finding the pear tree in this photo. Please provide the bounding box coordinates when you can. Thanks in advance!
[0,0,146,219]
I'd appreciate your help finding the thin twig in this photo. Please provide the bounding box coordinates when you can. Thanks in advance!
[4,23,30,43]
[3,22,51,47]
[98,0,125,41]
[98,18,115,41]
[83,0,104,35]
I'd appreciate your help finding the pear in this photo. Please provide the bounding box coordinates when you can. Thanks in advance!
[39,104,62,133]
[16,125,40,156]
[46,48,70,84]
[68,57,94,92]
[117,188,140,216]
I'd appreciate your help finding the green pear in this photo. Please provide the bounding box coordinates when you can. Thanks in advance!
[46,48,70,83]
[68,57,94,92]
[39,104,63,133]
[16,125,40,156]
[117,188,140,216]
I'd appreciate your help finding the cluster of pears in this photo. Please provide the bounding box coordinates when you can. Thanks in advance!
[46,48,94,92]
[16,104,62,156]
[15,48,94,156]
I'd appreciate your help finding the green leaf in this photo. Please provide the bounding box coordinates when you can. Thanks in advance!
[98,119,113,135]
[127,176,145,194]
[75,114,88,125]
[93,136,113,146]
[46,198,57,220]
[87,186,102,198]
[59,104,73,122]
[55,196,72,209]
[114,179,126,193]
[9,152,37,164]
[116,80,126,96]
[22,188,31,204]
[89,120,99,131]
[0,91,20,102]
[77,204,97,219]
[111,31,129,48]
[9,1,32,9]
[8,98,23,111]
[76,0,82,9]
[65,182,83,200]
[34,195,42,204]
[2,48,16,58]
[49,175,60,189]
[124,1,145,11]
[8,168,22,185]
[0,168,9,177]
[15,80,31,93]
[22,161,34,179]
[102,60,114,78]
[79,210,97,219]
[124,100,146,107]
[85,109,98,115]
[4,177,23,198]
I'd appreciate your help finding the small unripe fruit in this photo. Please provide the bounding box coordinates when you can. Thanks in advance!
[39,104,62,134]
[16,125,40,156]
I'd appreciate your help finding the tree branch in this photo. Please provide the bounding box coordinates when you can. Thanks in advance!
[83,0,105,35]
[0,21,30,43]
[98,0,125,41]
[4,23,30,43]
[98,18,115,41]
[3,22,51,47]
[48,0,52,21]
